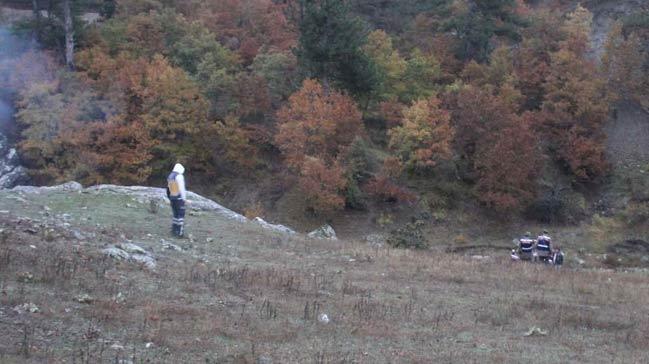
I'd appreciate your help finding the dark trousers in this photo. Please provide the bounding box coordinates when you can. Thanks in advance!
[170,198,185,236]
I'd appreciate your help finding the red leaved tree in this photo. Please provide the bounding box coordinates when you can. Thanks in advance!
[275,79,364,213]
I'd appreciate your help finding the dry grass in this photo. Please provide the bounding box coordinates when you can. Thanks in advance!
[0,190,649,363]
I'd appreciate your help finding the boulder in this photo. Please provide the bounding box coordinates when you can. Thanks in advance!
[103,243,157,270]
[308,224,337,240]
[253,217,296,234]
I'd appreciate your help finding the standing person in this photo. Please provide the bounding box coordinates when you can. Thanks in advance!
[167,163,187,237]
[536,230,552,262]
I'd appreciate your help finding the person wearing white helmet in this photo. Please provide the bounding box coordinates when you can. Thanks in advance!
[167,163,187,237]
[536,229,552,262]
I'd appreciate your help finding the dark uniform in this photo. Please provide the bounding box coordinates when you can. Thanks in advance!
[167,164,186,237]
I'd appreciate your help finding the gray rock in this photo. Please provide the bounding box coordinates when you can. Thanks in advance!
[103,244,157,270]
[13,302,39,314]
[102,247,130,260]
[161,239,182,251]
[117,242,147,255]
[308,224,337,240]
[257,356,273,364]
[12,181,82,194]
[253,217,296,234]
[365,234,386,248]
[129,253,156,270]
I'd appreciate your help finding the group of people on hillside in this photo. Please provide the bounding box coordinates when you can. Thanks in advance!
[513,230,564,265]
[163,163,567,269]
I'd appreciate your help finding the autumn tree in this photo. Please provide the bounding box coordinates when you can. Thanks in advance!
[513,9,563,110]
[602,18,649,110]
[474,114,540,211]
[275,79,364,213]
[199,0,296,63]
[388,97,454,171]
[450,85,540,211]
[539,5,610,182]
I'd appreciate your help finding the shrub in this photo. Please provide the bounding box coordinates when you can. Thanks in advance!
[525,189,587,224]
[621,202,649,226]
[365,176,417,204]
[387,219,427,249]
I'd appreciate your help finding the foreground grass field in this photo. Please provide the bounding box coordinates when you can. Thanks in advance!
[0,185,648,363]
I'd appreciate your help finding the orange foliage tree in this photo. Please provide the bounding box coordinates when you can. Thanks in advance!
[275,79,364,213]
[539,5,610,182]
[199,0,296,63]
[451,86,540,211]
[474,114,540,211]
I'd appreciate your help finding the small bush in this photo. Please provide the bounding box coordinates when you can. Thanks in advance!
[526,190,586,224]
[621,202,649,226]
[387,219,427,249]
[377,213,394,226]
[243,201,265,219]
[453,234,469,246]
[366,176,417,204]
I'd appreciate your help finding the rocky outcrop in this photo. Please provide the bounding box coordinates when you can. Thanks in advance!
[12,181,297,234]
[0,134,28,189]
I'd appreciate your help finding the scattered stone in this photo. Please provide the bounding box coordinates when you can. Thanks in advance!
[206,237,214,243]
[16,271,34,283]
[308,224,337,240]
[524,326,548,337]
[13,302,39,314]
[110,344,125,351]
[145,342,154,349]
[113,292,126,304]
[76,294,94,304]
[317,313,330,324]
[574,257,586,265]
[161,239,183,251]
[257,356,272,364]
[365,234,386,248]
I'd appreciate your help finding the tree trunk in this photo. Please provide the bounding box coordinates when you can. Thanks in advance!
[63,0,74,69]
[31,0,40,45]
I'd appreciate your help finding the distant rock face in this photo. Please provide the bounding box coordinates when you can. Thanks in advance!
[0,134,28,189]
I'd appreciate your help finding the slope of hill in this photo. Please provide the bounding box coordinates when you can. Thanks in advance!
[1,184,648,363]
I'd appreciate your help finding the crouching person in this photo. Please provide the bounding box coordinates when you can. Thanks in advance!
[167,163,187,237]
[518,232,535,261]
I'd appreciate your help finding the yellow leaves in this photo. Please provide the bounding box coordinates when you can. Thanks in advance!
[388,97,453,170]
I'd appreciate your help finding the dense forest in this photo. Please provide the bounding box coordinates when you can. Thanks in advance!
[1,0,648,230]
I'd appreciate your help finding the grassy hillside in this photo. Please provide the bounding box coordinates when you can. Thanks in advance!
[1,186,648,363]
